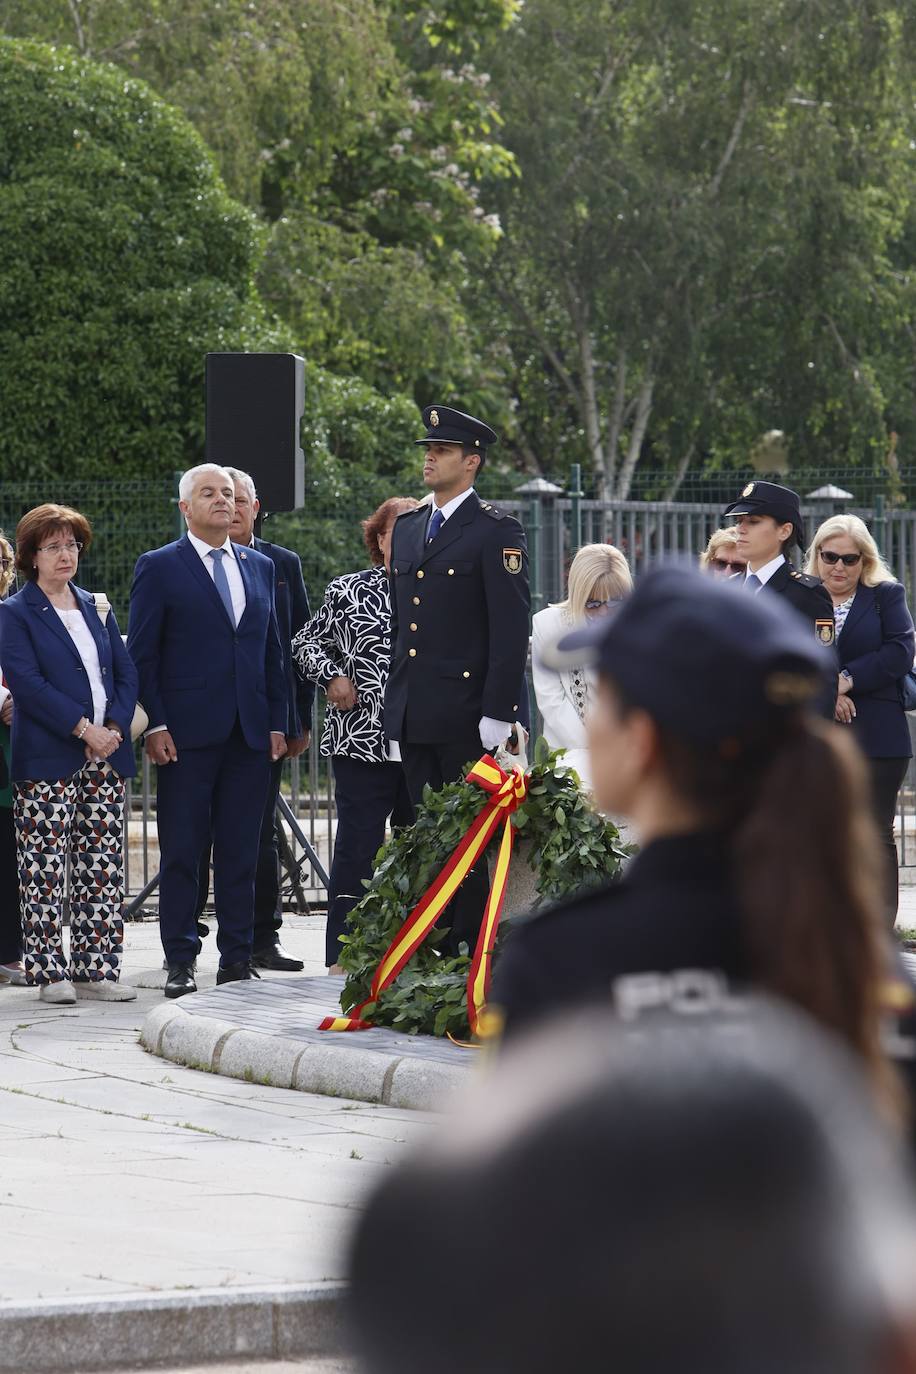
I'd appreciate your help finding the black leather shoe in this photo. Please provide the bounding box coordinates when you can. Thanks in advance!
[216,962,261,986]
[251,940,304,973]
[164,963,197,999]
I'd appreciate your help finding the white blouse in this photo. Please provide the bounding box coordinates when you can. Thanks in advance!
[55,608,106,726]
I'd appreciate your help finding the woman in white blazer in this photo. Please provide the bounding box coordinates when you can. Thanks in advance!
[531,543,633,789]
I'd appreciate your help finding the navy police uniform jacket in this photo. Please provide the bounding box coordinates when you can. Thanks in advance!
[740,562,837,716]
[253,537,314,738]
[384,492,531,744]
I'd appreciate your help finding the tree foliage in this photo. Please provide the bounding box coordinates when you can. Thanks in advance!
[480,0,916,493]
[0,37,280,479]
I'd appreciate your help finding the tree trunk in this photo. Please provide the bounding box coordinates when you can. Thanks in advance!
[576,326,607,498]
[614,373,655,499]
[663,440,696,500]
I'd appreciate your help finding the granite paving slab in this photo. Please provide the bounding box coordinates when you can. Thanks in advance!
[142,976,473,1111]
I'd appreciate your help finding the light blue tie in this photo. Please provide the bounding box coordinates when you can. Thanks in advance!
[745,573,762,593]
[427,508,445,544]
[209,548,237,625]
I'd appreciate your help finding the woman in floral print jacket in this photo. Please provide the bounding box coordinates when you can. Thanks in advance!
[294,497,418,970]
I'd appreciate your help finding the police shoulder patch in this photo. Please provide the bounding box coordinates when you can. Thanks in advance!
[816,618,835,646]
[502,548,523,574]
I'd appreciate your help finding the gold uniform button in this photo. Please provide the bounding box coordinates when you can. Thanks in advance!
[409,622,418,631]
[412,596,420,605]
[409,648,417,657]
[417,570,425,579]
[463,671,470,679]
[447,568,455,576]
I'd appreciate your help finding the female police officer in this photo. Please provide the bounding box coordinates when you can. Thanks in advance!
[491,567,909,1120]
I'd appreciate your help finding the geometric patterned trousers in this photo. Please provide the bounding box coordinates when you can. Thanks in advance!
[14,760,125,986]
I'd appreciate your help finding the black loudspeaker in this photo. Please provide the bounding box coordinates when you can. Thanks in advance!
[205,353,305,513]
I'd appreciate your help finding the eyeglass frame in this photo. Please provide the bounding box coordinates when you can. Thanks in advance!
[36,540,84,555]
[710,557,748,574]
[585,596,624,611]
[817,549,862,567]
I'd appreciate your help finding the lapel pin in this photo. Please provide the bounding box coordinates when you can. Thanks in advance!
[239,551,247,560]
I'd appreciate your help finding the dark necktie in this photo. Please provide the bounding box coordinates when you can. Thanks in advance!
[427,508,445,544]
[209,548,237,625]
[745,573,762,593]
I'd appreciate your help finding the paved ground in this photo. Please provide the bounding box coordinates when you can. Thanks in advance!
[0,913,431,1310]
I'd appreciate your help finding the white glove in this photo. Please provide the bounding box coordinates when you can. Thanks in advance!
[479,716,512,751]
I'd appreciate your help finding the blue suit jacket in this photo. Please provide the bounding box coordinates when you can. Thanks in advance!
[0,581,138,782]
[838,581,915,759]
[127,535,286,752]
[253,537,314,737]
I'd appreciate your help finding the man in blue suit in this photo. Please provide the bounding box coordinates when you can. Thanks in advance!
[128,464,288,998]
[224,467,313,970]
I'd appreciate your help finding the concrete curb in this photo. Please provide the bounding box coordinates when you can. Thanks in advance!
[141,1003,467,1111]
[0,1282,347,1372]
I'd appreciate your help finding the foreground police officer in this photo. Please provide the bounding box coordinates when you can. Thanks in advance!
[490,569,914,1134]
[723,480,835,639]
[384,404,530,950]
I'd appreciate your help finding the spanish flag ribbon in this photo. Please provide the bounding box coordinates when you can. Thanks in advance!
[319,755,528,1034]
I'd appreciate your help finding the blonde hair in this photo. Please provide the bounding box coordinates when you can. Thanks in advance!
[700,527,741,571]
[805,515,896,588]
[556,543,633,622]
[0,532,13,598]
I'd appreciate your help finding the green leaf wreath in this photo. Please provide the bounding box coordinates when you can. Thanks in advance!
[336,739,632,1039]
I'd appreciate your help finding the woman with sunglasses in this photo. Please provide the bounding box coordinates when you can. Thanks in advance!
[805,514,915,925]
[531,543,632,790]
[699,527,747,579]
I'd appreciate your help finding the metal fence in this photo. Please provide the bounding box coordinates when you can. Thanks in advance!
[7,477,916,894]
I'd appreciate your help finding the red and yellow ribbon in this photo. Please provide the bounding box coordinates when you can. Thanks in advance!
[319,755,528,1035]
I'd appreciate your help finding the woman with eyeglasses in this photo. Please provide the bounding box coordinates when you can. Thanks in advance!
[805,514,915,925]
[699,527,747,579]
[531,543,632,790]
[0,505,139,1003]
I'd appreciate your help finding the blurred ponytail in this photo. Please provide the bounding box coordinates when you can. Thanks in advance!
[733,720,899,1115]
[654,712,902,1121]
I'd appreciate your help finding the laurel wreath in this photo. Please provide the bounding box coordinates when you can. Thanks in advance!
[336,738,631,1038]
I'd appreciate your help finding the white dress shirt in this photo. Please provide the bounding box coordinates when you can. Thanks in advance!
[187,530,246,626]
[744,554,785,589]
[55,608,107,725]
[429,486,475,527]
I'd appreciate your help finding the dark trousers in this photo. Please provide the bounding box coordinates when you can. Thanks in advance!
[0,805,21,964]
[401,731,486,955]
[867,756,909,926]
[157,722,270,968]
[326,755,413,966]
[196,756,284,953]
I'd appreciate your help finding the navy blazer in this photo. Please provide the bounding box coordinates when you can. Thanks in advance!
[837,581,915,759]
[0,581,138,782]
[126,535,287,752]
[253,537,314,737]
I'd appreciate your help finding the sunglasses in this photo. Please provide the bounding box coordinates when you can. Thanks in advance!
[0,559,10,571]
[818,550,862,567]
[711,558,747,573]
[585,596,624,611]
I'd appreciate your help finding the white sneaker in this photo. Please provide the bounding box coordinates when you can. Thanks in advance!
[74,982,138,1002]
[39,982,76,1005]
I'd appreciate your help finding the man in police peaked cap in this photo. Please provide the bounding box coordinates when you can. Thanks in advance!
[384,405,530,952]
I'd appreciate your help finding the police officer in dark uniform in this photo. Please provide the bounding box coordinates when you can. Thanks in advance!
[722,480,835,636]
[489,568,915,1133]
[384,404,530,950]
[722,480,836,716]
